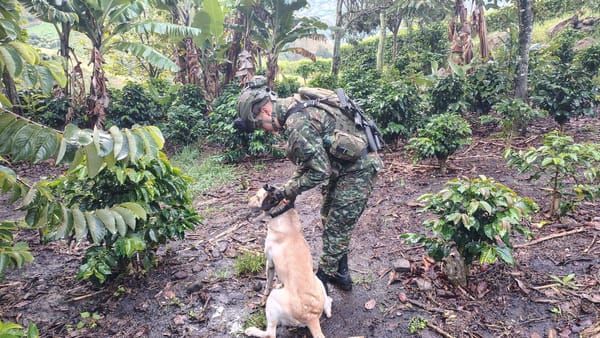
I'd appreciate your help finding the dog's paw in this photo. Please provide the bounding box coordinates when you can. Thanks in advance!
[324,296,333,318]
[244,326,263,336]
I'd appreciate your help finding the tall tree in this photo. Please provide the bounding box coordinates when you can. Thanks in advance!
[331,0,392,77]
[514,0,532,101]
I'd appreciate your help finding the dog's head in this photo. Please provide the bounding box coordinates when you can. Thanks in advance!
[248,184,282,212]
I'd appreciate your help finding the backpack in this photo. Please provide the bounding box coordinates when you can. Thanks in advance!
[289,87,383,154]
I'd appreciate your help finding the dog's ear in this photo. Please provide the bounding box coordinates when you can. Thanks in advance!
[260,190,280,211]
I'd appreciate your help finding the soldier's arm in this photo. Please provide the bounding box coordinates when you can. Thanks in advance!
[282,116,330,199]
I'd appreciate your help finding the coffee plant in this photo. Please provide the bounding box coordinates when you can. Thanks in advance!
[0,110,201,284]
[108,82,163,128]
[402,175,538,267]
[160,104,207,146]
[504,130,600,219]
[430,74,469,115]
[491,98,545,139]
[363,79,424,142]
[0,321,38,338]
[406,113,472,174]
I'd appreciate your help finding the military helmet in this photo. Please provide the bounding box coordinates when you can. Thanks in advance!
[234,76,277,132]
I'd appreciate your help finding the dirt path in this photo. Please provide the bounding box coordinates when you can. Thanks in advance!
[1,118,599,338]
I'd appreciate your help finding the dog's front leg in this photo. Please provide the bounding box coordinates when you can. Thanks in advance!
[264,256,275,296]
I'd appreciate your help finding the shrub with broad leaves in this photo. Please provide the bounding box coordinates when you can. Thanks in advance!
[406,113,472,174]
[402,175,538,268]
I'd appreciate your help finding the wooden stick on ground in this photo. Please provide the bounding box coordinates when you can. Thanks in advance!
[514,227,585,248]
[427,322,455,338]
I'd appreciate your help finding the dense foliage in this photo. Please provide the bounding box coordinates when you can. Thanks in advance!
[406,113,472,174]
[403,176,538,266]
[505,131,600,219]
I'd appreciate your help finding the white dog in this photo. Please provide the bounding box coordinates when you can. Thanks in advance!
[245,185,332,338]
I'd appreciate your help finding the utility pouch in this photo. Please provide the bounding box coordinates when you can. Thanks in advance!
[325,130,368,162]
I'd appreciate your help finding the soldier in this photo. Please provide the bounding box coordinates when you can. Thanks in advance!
[234,77,383,294]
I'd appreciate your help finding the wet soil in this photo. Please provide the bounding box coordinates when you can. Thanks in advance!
[1,117,599,338]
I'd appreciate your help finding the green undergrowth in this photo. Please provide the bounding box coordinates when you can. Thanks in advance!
[170,146,240,197]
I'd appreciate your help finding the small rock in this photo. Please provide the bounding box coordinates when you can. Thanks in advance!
[173,314,186,326]
[173,271,189,280]
[186,282,204,294]
[392,258,411,272]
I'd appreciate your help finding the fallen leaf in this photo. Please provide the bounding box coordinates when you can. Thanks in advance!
[580,293,600,303]
[476,281,489,298]
[364,298,376,310]
[558,327,571,337]
[388,271,401,285]
[397,292,407,303]
[513,277,530,295]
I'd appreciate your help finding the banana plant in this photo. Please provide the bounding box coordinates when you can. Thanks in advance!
[239,0,327,88]
[0,0,67,108]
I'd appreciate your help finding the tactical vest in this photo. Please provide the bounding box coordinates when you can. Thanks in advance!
[286,88,369,161]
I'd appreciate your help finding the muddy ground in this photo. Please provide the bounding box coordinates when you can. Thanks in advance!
[1,117,599,338]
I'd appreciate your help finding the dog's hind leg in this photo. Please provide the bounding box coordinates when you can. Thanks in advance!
[316,275,332,318]
[306,318,326,338]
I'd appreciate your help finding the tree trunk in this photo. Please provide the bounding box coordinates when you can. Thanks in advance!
[331,0,344,77]
[376,11,386,72]
[265,51,278,89]
[514,0,533,101]
[2,70,21,115]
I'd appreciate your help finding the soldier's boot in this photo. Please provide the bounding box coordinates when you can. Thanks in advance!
[329,254,353,291]
[316,267,330,295]
[317,255,353,292]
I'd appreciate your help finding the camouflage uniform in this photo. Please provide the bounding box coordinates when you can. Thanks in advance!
[273,98,383,275]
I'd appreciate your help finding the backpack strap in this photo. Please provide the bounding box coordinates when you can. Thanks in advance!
[284,99,320,122]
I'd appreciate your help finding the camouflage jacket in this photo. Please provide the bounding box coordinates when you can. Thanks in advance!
[273,98,383,199]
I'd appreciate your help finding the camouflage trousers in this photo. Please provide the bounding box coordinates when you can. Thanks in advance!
[319,155,381,275]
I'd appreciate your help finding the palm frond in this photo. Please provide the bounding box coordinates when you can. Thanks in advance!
[111,41,179,72]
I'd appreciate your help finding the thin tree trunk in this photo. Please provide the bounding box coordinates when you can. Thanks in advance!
[376,11,386,72]
[515,0,533,101]
[2,70,21,115]
[331,0,344,77]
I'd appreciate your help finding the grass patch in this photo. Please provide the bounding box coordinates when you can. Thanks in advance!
[243,309,267,332]
[170,145,239,197]
[234,250,265,276]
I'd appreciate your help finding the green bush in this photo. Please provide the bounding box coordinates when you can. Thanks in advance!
[466,61,513,115]
[274,76,301,98]
[363,79,424,141]
[160,104,207,146]
[42,153,202,284]
[308,73,338,89]
[549,28,585,64]
[486,7,517,33]
[533,0,587,23]
[406,112,472,174]
[17,89,69,129]
[492,98,545,138]
[294,59,331,84]
[174,83,207,111]
[530,63,598,126]
[430,74,468,115]
[574,44,600,76]
[505,130,600,219]
[402,175,537,266]
[108,82,163,128]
